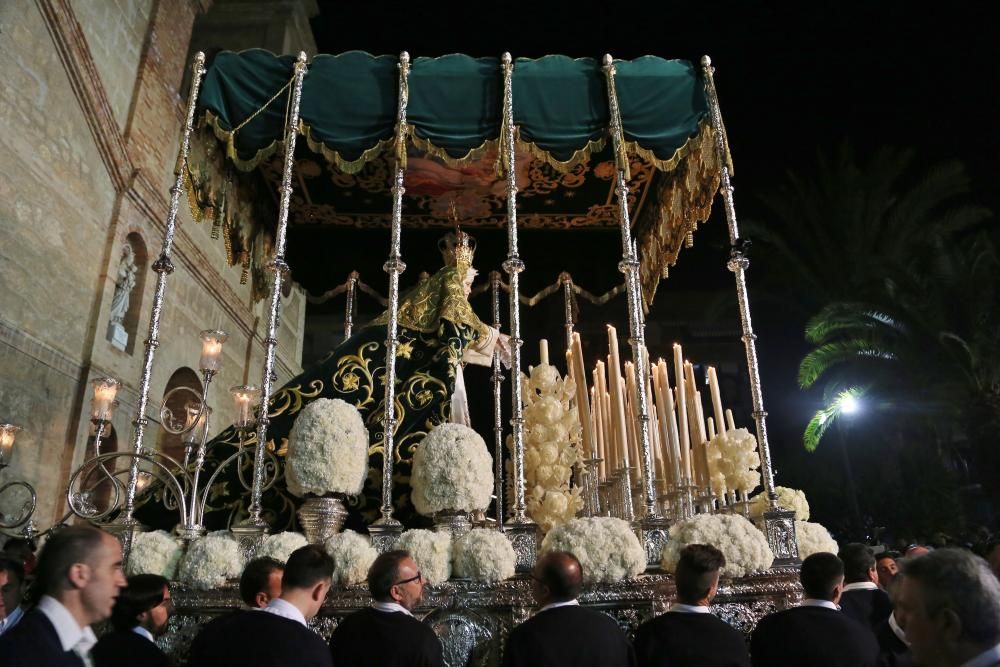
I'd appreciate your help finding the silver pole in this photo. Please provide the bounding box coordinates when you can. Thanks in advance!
[561,273,574,352]
[120,53,206,536]
[370,52,410,548]
[491,270,505,528]
[344,271,358,340]
[246,52,309,529]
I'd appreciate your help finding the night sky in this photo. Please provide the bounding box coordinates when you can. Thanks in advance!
[303,1,998,535]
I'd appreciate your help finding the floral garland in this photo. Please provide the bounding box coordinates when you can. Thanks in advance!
[127,530,182,579]
[452,528,516,583]
[396,529,452,585]
[410,423,493,516]
[324,530,378,586]
[749,486,810,522]
[540,517,646,584]
[661,513,774,578]
[257,531,308,563]
[179,534,246,590]
[286,398,369,497]
[706,427,761,496]
[795,520,838,559]
[519,364,583,533]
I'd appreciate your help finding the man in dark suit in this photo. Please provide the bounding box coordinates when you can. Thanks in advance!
[634,544,749,667]
[188,544,333,667]
[92,573,173,667]
[503,550,635,667]
[0,525,127,667]
[893,549,1000,667]
[840,543,893,632]
[239,556,284,608]
[750,552,880,667]
[328,549,442,667]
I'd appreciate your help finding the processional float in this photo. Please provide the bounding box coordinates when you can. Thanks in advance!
[1,48,802,661]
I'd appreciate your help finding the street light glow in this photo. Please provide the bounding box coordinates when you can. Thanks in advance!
[840,394,860,414]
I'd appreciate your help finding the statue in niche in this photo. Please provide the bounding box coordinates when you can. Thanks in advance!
[107,243,138,351]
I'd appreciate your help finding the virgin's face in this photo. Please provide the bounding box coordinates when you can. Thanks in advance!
[463,269,476,297]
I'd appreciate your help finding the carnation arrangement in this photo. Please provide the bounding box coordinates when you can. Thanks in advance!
[661,513,774,578]
[706,428,761,496]
[324,530,378,586]
[410,423,493,516]
[749,486,810,522]
[540,517,646,584]
[257,531,308,563]
[179,534,246,590]
[126,530,182,579]
[519,364,583,533]
[795,520,838,559]
[396,529,452,585]
[286,398,369,497]
[452,528,516,583]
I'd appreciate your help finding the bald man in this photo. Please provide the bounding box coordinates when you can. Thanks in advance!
[503,551,635,667]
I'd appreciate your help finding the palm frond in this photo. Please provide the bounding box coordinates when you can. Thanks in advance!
[804,302,903,343]
[798,341,896,389]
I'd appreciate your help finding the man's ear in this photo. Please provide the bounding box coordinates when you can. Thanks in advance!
[311,580,330,603]
[137,610,150,625]
[67,562,90,590]
[255,591,270,608]
[937,608,963,643]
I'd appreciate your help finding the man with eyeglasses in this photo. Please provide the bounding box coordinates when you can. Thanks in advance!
[329,550,443,667]
[504,551,635,667]
[92,574,173,667]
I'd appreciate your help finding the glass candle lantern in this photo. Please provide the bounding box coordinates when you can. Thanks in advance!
[90,377,121,421]
[198,329,228,373]
[0,423,21,468]
[230,385,260,430]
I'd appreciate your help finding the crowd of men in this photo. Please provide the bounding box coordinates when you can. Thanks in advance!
[0,525,998,667]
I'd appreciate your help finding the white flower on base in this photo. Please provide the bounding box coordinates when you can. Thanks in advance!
[452,529,516,583]
[707,428,762,496]
[324,530,377,586]
[795,520,838,559]
[396,529,451,585]
[286,398,369,497]
[179,534,246,590]
[749,486,810,522]
[661,513,774,578]
[127,530,182,579]
[540,517,646,584]
[257,531,308,563]
[410,423,493,516]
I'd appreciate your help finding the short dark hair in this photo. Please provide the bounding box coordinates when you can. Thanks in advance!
[368,551,410,601]
[109,574,169,632]
[282,545,334,591]
[800,552,845,600]
[675,544,726,604]
[0,556,25,586]
[34,526,108,597]
[537,551,583,602]
[876,551,900,562]
[239,557,284,606]
[840,543,876,583]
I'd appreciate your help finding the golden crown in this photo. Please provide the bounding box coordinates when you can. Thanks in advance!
[438,229,476,269]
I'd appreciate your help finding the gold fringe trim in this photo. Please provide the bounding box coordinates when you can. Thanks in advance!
[625,117,717,175]
[202,110,286,172]
[514,129,606,174]
[300,120,394,175]
[406,124,500,170]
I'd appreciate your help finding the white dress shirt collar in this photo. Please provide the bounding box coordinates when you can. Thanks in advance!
[372,601,414,617]
[131,625,155,643]
[801,598,841,611]
[261,597,307,627]
[960,643,1000,667]
[536,599,580,615]
[888,612,910,647]
[37,595,97,654]
[0,605,25,635]
[842,581,880,592]
[669,603,712,614]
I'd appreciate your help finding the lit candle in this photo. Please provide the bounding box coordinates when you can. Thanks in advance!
[623,362,642,471]
[707,366,726,436]
[539,338,549,366]
[673,344,691,481]
[607,328,629,470]
[0,424,21,468]
[230,384,260,430]
[570,333,595,459]
[199,329,229,373]
[652,362,677,486]
[90,377,121,421]
[591,384,606,479]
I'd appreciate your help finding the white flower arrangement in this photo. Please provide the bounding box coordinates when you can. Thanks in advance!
[179,534,246,590]
[795,520,838,559]
[749,486,810,521]
[257,531,308,563]
[396,529,452,585]
[410,423,493,516]
[324,530,378,586]
[707,428,761,495]
[519,364,583,533]
[126,530,182,579]
[452,528,516,583]
[286,398,369,497]
[661,513,774,578]
[540,517,646,584]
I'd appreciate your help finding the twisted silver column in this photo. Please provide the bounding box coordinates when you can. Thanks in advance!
[491,271,505,529]
[245,52,309,532]
[562,273,574,351]
[344,271,358,340]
